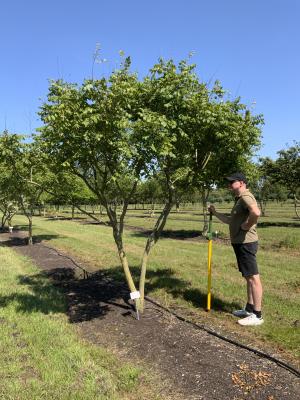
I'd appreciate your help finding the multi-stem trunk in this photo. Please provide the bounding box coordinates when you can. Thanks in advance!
[111,222,137,293]
[139,201,174,311]
[28,215,33,245]
[106,201,138,295]
[19,196,38,246]
[21,204,33,245]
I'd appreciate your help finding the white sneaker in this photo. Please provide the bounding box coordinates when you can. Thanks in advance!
[232,309,253,317]
[238,314,264,326]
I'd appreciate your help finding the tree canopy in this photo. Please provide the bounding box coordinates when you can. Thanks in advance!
[37,57,263,310]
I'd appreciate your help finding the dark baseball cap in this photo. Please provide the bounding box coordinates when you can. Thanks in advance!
[226,172,248,184]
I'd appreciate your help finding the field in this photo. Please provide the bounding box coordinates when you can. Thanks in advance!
[8,200,300,366]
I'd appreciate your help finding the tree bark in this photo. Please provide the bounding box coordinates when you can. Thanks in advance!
[258,199,267,217]
[28,215,33,245]
[294,194,300,219]
[139,201,174,311]
[75,204,103,223]
[201,188,211,236]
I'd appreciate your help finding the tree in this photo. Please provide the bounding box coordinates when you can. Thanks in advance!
[38,57,262,311]
[251,158,276,216]
[39,58,144,298]
[0,131,54,244]
[138,177,164,216]
[259,143,300,218]
[275,142,300,218]
[271,183,288,205]
[45,172,100,221]
[0,164,18,229]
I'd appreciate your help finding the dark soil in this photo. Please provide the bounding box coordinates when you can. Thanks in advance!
[1,230,299,400]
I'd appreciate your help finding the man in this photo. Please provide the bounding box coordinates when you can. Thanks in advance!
[208,172,264,326]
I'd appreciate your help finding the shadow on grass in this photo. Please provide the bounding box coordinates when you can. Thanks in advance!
[146,268,241,313]
[0,232,133,322]
[44,216,85,222]
[0,272,67,314]
[0,230,240,323]
[0,267,134,322]
[0,232,63,247]
[103,265,242,314]
[131,229,202,240]
[0,261,241,325]
[258,221,300,228]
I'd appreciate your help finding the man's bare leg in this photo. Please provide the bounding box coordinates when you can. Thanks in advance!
[246,274,263,311]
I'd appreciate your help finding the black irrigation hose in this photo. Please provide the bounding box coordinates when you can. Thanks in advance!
[38,241,300,379]
[145,295,300,379]
[40,243,94,279]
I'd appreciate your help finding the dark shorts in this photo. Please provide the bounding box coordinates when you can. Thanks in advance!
[231,242,259,277]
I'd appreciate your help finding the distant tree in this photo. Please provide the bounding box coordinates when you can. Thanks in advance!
[0,131,54,244]
[251,158,276,216]
[46,172,100,221]
[259,143,300,218]
[0,164,18,229]
[275,142,300,218]
[270,183,288,205]
[138,177,164,216]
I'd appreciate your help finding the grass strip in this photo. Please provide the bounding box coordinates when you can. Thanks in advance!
[0,246,143,400]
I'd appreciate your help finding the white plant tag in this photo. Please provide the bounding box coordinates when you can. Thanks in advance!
[130,291,141,300]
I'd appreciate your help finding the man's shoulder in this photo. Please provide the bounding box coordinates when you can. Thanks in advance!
[241,189,256,198]
[240,190,257,205]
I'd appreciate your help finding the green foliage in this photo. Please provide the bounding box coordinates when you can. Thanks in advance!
[275,142,300,194]
[37,56,264,300]
[0,130,54,204]
[0,130,65,242]
[46,172,97,206]
[258,143,300,196]
[38,58,263,201]
[254,144,300,217]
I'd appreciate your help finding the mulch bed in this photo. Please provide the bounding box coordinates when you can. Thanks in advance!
[1,230,299,400]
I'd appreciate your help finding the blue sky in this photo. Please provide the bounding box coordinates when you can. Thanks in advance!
[1,0,299,159]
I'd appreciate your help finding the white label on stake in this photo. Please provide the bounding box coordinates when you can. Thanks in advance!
[130,291,141,300]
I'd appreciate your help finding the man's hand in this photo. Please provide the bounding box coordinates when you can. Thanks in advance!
[208,205,216,215]
[208,204,231,224]
[241,221,250,231]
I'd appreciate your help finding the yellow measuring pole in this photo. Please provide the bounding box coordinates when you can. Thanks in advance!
[207,239,213,310]
[206,212,213,311]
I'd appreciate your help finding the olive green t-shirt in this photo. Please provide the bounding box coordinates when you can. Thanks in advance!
[229,189,259,244]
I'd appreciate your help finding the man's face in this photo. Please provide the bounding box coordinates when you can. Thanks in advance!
[228,180,244,194]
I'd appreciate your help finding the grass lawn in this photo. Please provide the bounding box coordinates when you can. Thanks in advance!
[8,203,300,366]
[0,246,164,400]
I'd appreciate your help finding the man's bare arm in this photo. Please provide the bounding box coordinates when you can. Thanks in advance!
[208,205,231,224]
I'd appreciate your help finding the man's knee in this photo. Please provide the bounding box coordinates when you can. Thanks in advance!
[245,274,261,284]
